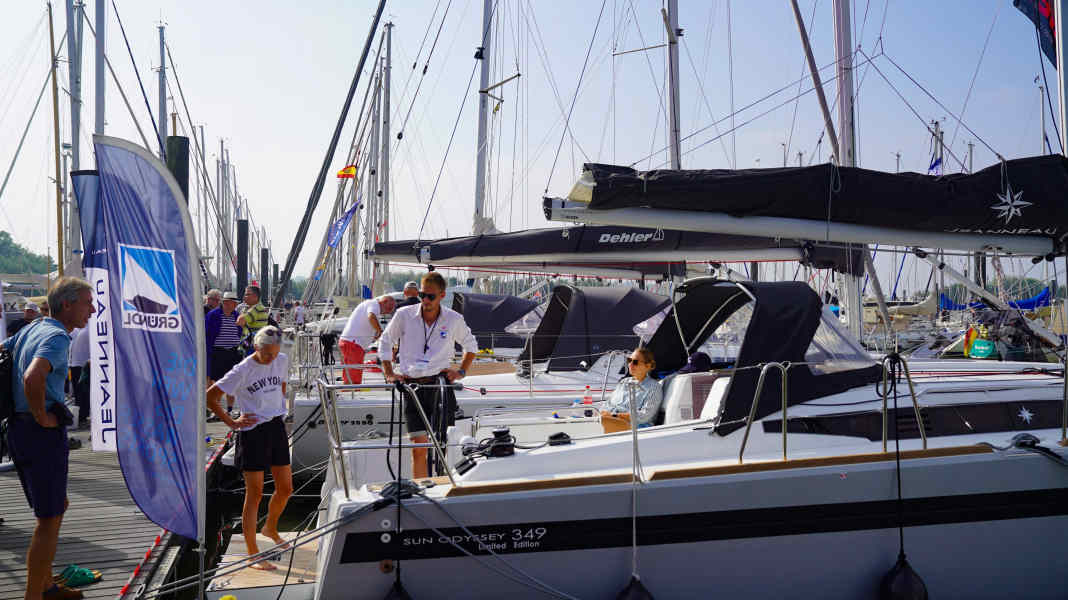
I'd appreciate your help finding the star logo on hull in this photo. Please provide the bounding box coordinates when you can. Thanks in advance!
[1017,406,1034,424]
[992,184,1031,224]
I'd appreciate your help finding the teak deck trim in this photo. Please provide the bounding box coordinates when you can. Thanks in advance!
[445,472,634,497]
[649,445,994,481]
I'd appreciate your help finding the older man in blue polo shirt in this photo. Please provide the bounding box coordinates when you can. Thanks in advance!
[3,277,95,600]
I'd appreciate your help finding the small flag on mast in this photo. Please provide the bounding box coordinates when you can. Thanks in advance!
[337,165,357,179]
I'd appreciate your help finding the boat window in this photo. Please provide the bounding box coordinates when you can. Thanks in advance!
[504,300,548,336]
[805,308,877,374]
[633,305,670,341]
[695,302,753,362]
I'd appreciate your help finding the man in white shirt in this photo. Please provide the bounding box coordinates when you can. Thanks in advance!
[339,295,396,384]
[293,301,305,330]
[380,272,477,478]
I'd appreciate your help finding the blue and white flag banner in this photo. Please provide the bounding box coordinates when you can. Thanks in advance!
[72,170,119,452]
[327,196,361,248]
[89,136,205,542]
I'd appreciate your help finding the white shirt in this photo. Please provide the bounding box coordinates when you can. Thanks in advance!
[215,352,289,430]
[294,305,305,323]
[379,305,477,378]
[69,327,91,367]
[340,299,382,347]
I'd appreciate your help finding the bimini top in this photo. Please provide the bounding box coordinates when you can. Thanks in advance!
[645,278,882,435]
[451,292,539,350]
[517,285,669,372]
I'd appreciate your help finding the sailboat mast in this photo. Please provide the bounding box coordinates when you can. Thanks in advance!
[665,0,682,169]
[66,0,83,262]
[158,25,167,150]
[473,0,493,234]
[94,0,104,135]
[48,2,65,277]
[380,22,392,290]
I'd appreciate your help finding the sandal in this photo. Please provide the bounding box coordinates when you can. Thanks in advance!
[55,564,102,587]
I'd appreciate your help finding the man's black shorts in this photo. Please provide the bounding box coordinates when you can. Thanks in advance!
[7,415,68,518]
[235,416,290,472]
[209,347,243,381]
[404,381,457,437]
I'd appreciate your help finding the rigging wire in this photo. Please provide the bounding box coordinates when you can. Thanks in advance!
[631,50,863,167]
[681,38,732,166]
[416,0,499,242]
[395,0,453,142]
[110,0,165,159]
[524,0,591,162]
[947,1,1002,157]
[862,48,1002,165]
[0,11,47,131]
[544,0,609,193]
[1034,22,1064,154]
[785,0,821,161]
[164,44,238,266]
[727,0,735,168]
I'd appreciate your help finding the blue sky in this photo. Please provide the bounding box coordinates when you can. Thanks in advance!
[0,1,1059,292]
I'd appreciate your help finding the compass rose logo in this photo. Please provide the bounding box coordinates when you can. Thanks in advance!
[991,183,1031,224]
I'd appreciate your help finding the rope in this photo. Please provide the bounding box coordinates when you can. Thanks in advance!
[948,1,1002,155]
[626,380,643,579]
[543,0,607,193]
[110,0,165,159]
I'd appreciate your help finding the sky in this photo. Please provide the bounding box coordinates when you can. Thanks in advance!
[0,0,1061,296]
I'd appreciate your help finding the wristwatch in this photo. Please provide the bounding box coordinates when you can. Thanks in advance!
[457,368,466,377]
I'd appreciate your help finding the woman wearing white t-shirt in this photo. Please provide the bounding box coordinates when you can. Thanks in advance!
[207,326,292,570]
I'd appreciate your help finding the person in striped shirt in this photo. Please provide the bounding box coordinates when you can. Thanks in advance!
[237,285,269,355]
[206,291,245,413]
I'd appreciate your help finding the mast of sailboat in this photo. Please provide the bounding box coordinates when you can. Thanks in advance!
[664,0,682,169]
[368,70,382,295]
[66,0,84,264]
[473,0,495,234]
[48,2,65,278]
[158,25,167,152]
[380,22,393,292]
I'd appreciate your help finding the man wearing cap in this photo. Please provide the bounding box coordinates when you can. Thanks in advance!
[8,302,41,336]
[400,281,420,307]
[338,295,395,384]
[206,291,245,414]
[380,272,477,478]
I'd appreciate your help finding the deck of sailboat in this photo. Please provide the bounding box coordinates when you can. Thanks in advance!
[0,422,232,599]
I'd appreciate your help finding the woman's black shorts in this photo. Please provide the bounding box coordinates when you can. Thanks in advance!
[235,416,290,472]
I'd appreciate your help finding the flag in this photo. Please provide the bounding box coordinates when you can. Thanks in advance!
[337,164,357,179]
[72,169,119,452]
[927,156,942,176]
[87,135,205,542]
[328,195,361,248]
[1014,0,1056,66]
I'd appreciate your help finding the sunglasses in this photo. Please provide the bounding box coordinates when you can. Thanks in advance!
[628,358,645,365]
[418,292,438,301]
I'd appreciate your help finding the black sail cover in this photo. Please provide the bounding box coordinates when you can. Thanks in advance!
[575,156,1068,249]
[645,279,882,435]
[373,225,863,276]
[451,292,538,349]
[518,285,670,371]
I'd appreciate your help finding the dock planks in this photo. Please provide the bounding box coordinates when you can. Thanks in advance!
[0,423,231,599]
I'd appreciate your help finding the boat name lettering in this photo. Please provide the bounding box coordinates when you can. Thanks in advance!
[944,227,1058,236]
[398,527,548,551]
[598,232,655,244]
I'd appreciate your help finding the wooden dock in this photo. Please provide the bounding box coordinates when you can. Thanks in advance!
[0,423,231,599]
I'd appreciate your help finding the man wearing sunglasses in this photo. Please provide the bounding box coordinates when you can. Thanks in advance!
[379,272,477,478]
[602,347,663,431]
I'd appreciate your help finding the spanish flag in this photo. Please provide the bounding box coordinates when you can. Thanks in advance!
[337,165,357,179]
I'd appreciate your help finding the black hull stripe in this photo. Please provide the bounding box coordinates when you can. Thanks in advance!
[340,487,1068,563]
